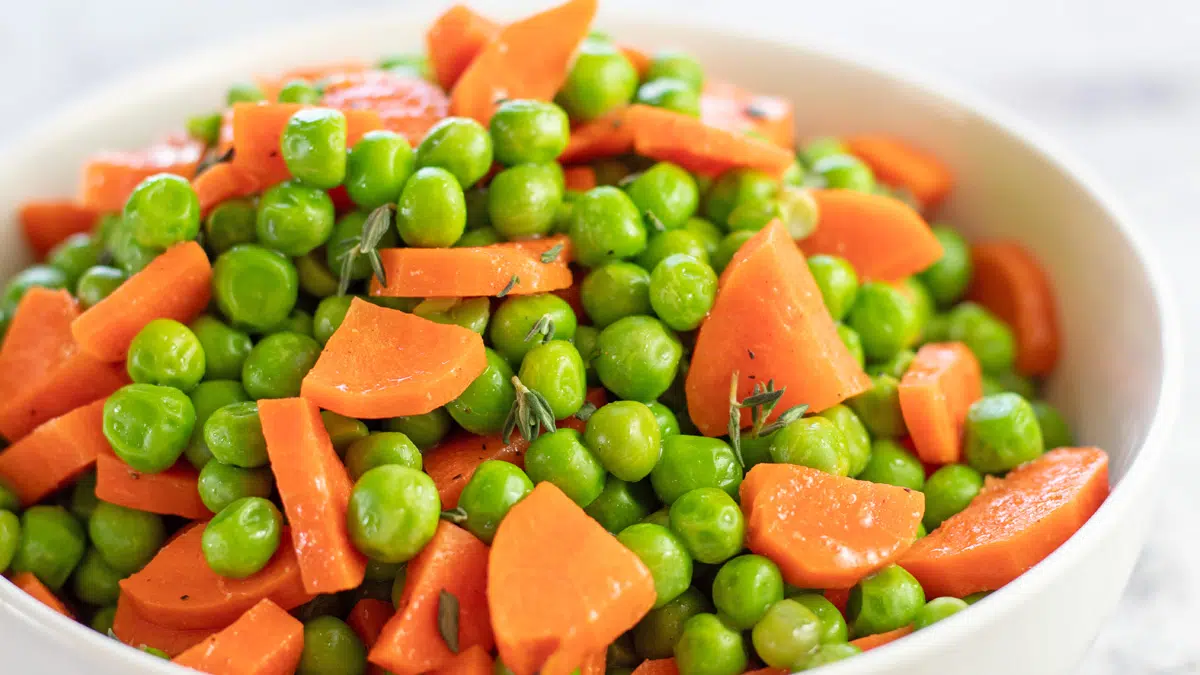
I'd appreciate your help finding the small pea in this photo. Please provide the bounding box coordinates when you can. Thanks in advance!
[847,374,907,439]
[242,331,321,399]
[633,586,711,660]
[519,340,587,420]
[345,130,415,209]
[204,401,270,468]
[524,429,607,508]
[395,167,467,248]
[1033,400,1074,449]
[594,315,682,402]
[812,153,875,192]
[964,393,1044,474]
[704,168,778,227]
[185,380,251,469]
[412,297,491,334]
[385,409,452,450]
[205,199,258,254]
[88,501,165,577]
[789,592,850,644]
[751,599,822,671]
[585,476,659,534]
[345,433,422,480]
[645,50,704,91]
[226,82,265,104]
[769,417,851,476]
[314,295,355,345]
[585,401,662,482]
[321,410,370,456]
[457,460,534,544]
[669,488,745,565]
[198,461,275,514]
[488,163,564,239]
[416,117,493,188]
[281,108,347,189]
[919,225,973,307]
[650,435,741,505]
[619,523,693,608]
[256,180,336,256]
[922,464,984,530]
[47,233,101,288]
[124,174,201,249]
[489,294,577,366]
[298,616,367,675]
[944,302,1016,374]
[808,254,859,321]
[202,497,282,578]
[103,384,196,473]
[556,37,638,121]
[858,439,926,490]
[0,510,20,574]
[326,210,400,285]
[568,186,648,267]
[489,99,570,165]
[212,245,300,333]
[580,262,651,329]
[847,281,921,362]
[346,466,440,563]
[674,613,748,675]
[636,78,701,116]
[847,564,926,637]
[711,230,755,273]
[75,265,126,309]
[649,254,717,332]
[186,111,223,145]
[127,319,205,391]
[72,548,124,606]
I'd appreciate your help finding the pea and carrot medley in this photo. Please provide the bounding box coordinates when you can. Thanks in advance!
[0,0,1108,673]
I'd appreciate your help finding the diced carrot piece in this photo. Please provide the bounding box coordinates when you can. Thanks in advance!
[322,71,449,145]
[686,220,871,436]
[120,524,313,630]
[80,136,205,212]
[0,289,127,441]
[898,343,983,465]
[173,600,304,675]
[348,598,394,675]
[95,449,210,519]
[11,572,73,618]
[217,109,235,154]
[230,102,383,187]
[631,659,678,675]
[369,242,572,298]
[845,135,954,209]
[450,0,598,124]
[559,110,635,164]
[900,447,1109,598]
[564,166,597,192]
[626,105,794,178]
[301,299,487,419]
[255,60,371,101]
[18,199,99,259]
[579,651,606,675]
[433,645,494,675]
[369,522,493,675]
[71,241,212,362]
[553,276,584,319]
[618,45,650,78]
[824,588,850,615]
[741,463,924,589]
[800,189,944,282]
[700,79,794,150]
[490,482,656,675]
[850,625,914,651]
[0,399,107,506]
[259,397,367,595]
[113,596,218,657]
[966,241,1061,376]
[505,234,576,263]
[192,162,261,217]
[427,5,501,91]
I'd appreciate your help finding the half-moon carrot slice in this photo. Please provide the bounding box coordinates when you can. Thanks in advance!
[18,199,99,259]
[112,596,217,657]
[0,399,108,506]
[966,241,1061,376]
[348,599,394,675]
[564,166,598,192]
[321,71,449,145]
[898,342,982,465]
[80,135,205,212]
[11,572,73,618]
[95,449,209,519]
[172,599,305,675]
[369,239,572,298]
[625,105,794,178]
[632,659,679,675]
[845,135,954,210]
[559,110,635,164]
[700,79,794,150]
[192,162,261,217]
[432,645,494,675]
[301,298,487,419]
[850,625,914,652]
[426,5,500,91]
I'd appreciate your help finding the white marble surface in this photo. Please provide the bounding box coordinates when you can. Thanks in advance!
[2,1,1197,672]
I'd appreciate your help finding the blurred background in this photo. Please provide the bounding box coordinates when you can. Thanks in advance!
[2,1,1196,672]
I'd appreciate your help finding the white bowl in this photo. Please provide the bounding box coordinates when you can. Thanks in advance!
[0,5,1181,675]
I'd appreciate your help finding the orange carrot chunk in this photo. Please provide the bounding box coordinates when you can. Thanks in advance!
[11,572,73,618]
[489,482,656,675]
[559,110,635,164]
[579,651,606,675]
[625,105,794,178]
[95,449,210,519]
[427,5,500,91]
[564,166,598,192]
[369,241,572,298]
[850,625,914,652]
[800,189,944,282]
[900,447,1109,598]
[0,288,127,442]
[113,596,218,657]
[71,241,212,362]
[433,645,494,675]
[898,342,983,465]
[845,135,954,210]
[741,463,925,589]
[259,397,367,595]
[120,524,313,630]
[255,60,371,102]
[450,0,598,124]
[966,241,1061,376]
[369,522,494,675]
[18,199,99,259]
[618,45,650,78]
[301,298,487,419]
[0,399,107,506]
[192,162,262,217]
[321,71,449,145]
[348,598,395,675]
[80,135,205,213]
[230,102,383,188]
[686,220,871,437]
[700,79,795,150]
[173,599,305,675]
[631,660,678,675]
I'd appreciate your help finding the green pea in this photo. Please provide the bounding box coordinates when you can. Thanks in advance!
[650,435,742,505]
[944,302,1016,374]
[569,186,648,267]
[72,548,123,606]
[646,401,681,439]
[280,108,348,189]
[65,472,97,522]
[858,439,925,490]
[101,215,158,275]
[585,401,662,482]
[445,348,515,434]
[202,497,282,579]
[636,78,701,116]
[298,616,367,675]
[711,230,754,273]
[607,633,640,670]
[574,325,601,385]
[242,331,321,399]
[416,117,493,188]
[321,411,370,456]
[489,294,577,366]
[455,227,502,247]
[326,210,400,286]
[847,281,920,362]
[626,164,700,234]
[0,510,19,573]
[185,380,250,469]
[782,158,806,187]
[710,555,783,630]
[618,523,692,609]
[817,405,871,478]
[669,488,744,565]
[385,409,452,450]
[594,315,681,402]
[919,226,973,307]
[922,464,984,531]
[806,642,862,667]
[198,461,275,514]
[981,370,1037,400]
[649,254,717,332]
[391,566,408,609]
[88,501,164,577]
[800,138,847,167]
[123,173,201,249]
[829,324,864,370]
[489,99,570,165]
[847,564,925,637]
[213,245,300,332]
[10,506,85,590]
[639,231,710,273]
[807,255,859,322]
[901,277,936,343]
[345,433,422,481]
[751,599,822,670]
[263,309,313,337]
[395,167,467,247]
[556,38,638,121]
[227,82,264,104]
[466,187,491,231]
[963,591,991,605]
[458,460,534,544]
[674,613,747,675]
[186,111,223,145]
[74,265,126,309]
[914,596,969,631]
[585,476,658,534]
[257,180,335,256]
[87,605,118,636]
[0,478,19,514]
[633,588,710,661]
[704,169,778,227]
[295,250,339,298]
[789,592,849,644]
[345,130,415,209]
[347,466,439,563]
[847,375,907,439]
[46,233,100,288]
[377,53,430,78]
[813,154,875,192]
[580,262,651,329]
[272,78,318,103]
[646,50,704,92]
[520,340,586,419]
[488,163,564,239]
[965,393,1044,474]
[724,198,779,233]
[204,401,269,468]
[312,295,353,346]
[1,265,68,314]
[769,417,851,476]
[867,348,916,379]
[103,383,195,473]
[203,198,257,255]
[1033,401,1074,449]
[524,429,607,508]
[126,319,205,391]
[412,297,491,334]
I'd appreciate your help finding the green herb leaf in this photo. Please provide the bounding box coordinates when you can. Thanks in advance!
[758,403,810,437]
[575,401,597,421]
[497,275,519,298]
[728,371,743,467]
[739,388,785,410]
[540,243,565,264]
[437,590,460,654]
[336,241,360,297]
[523,313,556,344]
[505,376,557,443]
[359,204,394,253]
[439,507,469,525]
[193,147,235,178]
[644,210,667,232]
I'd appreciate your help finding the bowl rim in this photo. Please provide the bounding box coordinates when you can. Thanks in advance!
[0,4,1182,674]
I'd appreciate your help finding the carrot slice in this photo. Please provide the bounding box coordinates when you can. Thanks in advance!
[173,599,305,675]
[559,110,635,164]
[799,189,943,282]
[95,449,210,519]
[0,289,127,441]
[450,0,598,124]
[11,572,73,618]
[579,651,606,675]
[618,45,650,78]
[850,625,914,651]
[348,599,394,675]
[625,105,794,178]
[900,447,1108,598]
[505,234,576,263]
[18,199,99,259]
[490,482,656,675]
[897,342,982,465]
[369,522,494,675]
[845,135,954,210]
[80,135,205,213]
[632,659,678,675]
[369,241,572,298]
[823,588,850,615]
[0,399,107,506]
[686,220,871,436]
[256,60,371,101]
[192,162,262,217]
[301,298,487,419]
[966,241,1061,376]
[322,71,449,144]
[433,645,494,675]
[741,463,925,589]
[230,102,383,187]
[71,241,212,362]
[700,79,794,150]
[120,524,313,629]
[427,5,500,91]
[259,397,367,595]
[113,596,217,657]
[563,166,597,192]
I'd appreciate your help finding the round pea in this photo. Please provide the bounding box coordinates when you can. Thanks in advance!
[242,331,321,399]
[345,432,422,481]
[647,401,681,438]
[413,296,491,334]
[636,78,701,116]
[385,409,452,450]
[626,162,700,230]
[847,564,926,637]
[2,265,69,314]
[458,460,534,544]
[847,373,907,439]
[922,464,984,531]
[455,227,501,247]
[204,401,269,468]
[919,226,973,307]
[818,404,872,478]
[227,82,264,104]
[75,265,126,309]
[981,370,1037,400]
[489,294,577,366]
[619,523,692,608]
[711,230,754,274]
[669,488,745,565]
[712,554,784,629]
[447,348,516,434]
[519,340,587,420]
[704,169,778,227]
[126,319,205,391]
[312,295,352,346]
[807,255,859,321]
[281,108,347,189]
[769,417,851,476]
[416,117,493,188]
[72,548,124,606]
[326,211,400,287]
[319,411,369,457]
[185,379,250,468]
[88,501,164,577]
[124,173,201,249]
[806,642,862,667]
[277,79,320,104]
[1033,400,1074,449]
[858,439,926,490]
[556,38,638,121]
[639,230,711,272]
[964,393,1044,474]
[594,315,682,402]
[633,586,711,659]
[298,616,367,675]
[295,250,338,298]
[90,605,118,635]
[580,262,651,328]
[395,167,467,248]
[11,506,85,590]
[867,348,916,380]
[0,510,20,573]
[964,591,992,605]
[186,111,223,145]
[346,466,440,562]
[490,99,570,165]
[345,130,415,209]
[790,592,849,644]
[47,233,101,287]
[103,383,195,473]
[649,254,717,332]
[836,322,867,369]
[913,596,969,631]
[256,180,335,256]
[674,613,747,675]
[198,461,275,514]
[585,476,659,534]
[650,435,741,505]
[524,429,607,508]
[680,217,721,255]
[568,186,648,267]
[646,50,704,92]
[812,154,875,192]
[944,302,1016,374]
[488,163,563,239]
[203,197,257,255]
[751,599,822,670]
[585,401,662,482]
[213,245,299,332]
[847,281,920,362]
[187,316,250,383]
